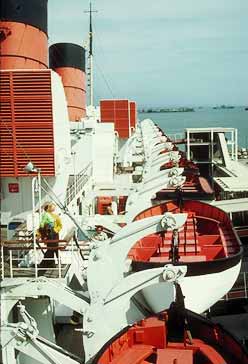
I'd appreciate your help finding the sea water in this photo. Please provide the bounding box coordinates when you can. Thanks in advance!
[139,107,248,148]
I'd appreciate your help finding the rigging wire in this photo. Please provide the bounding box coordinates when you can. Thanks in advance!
[1,119,32,162]
[94,59,115,98]
[49,11,117,100]
[92,18,117,98]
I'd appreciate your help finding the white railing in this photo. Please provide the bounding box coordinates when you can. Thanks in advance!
[1,243,4,280]
[167,133,184,142]
[65,162,92,206]
[1,239,83,279]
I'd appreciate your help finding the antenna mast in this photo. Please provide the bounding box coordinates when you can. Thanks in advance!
[85,2,97,106]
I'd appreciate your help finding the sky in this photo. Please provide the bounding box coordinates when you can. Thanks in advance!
[48,0,248,107]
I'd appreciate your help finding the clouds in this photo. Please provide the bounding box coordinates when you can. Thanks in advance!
[48,1,248,106]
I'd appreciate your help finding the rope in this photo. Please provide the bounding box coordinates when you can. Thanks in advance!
[1,119,32,162]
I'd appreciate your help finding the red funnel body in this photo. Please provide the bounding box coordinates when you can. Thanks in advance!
[53,67,86,121]
[0,0,48,69]
[0,21,48,69]
[49,43,86,121]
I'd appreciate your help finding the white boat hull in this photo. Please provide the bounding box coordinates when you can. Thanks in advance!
[140,261,241,314]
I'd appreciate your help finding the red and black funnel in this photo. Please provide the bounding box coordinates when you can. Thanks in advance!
[0,0,48,69]
[49,43,86,121]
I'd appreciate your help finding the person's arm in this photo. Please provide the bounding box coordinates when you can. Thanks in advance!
[54,215,62,233]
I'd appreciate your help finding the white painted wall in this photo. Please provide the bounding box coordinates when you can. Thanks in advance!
[49,71,71,202]
[92,123,115,185]
[0,177,34,219]
[70,134,93,174]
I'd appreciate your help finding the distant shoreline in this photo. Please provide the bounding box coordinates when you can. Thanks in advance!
[139,107,195,113]
[139,106,248,113]
[137,107,248,148]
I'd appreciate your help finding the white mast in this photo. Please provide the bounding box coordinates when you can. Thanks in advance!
[85,2,97,107]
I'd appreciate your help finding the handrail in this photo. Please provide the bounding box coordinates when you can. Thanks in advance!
[2,243,68,251]
[65,162,92,206]
[2,239,68,244]
[1,237,88,279]
[5,249,64,279]
[192,216,198,255]
[1,244,4,279]
[178,229,180,257]
[194,215,220,224]
[184,219,187,255]
[235,225,248,230]
[1,239,69,248]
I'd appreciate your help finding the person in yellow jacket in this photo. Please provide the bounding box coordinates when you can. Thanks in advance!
[39,203,62,267]
[48,203,62,237]
[38,203,62,239]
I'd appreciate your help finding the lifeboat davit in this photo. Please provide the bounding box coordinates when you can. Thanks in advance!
[129,200,242,313]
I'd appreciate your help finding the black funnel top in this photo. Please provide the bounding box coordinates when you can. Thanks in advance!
[0,0,48,33]
[49,43,86,72]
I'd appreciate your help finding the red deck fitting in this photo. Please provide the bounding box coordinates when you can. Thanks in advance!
[157,348,193,364]
[110,345,154,364]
